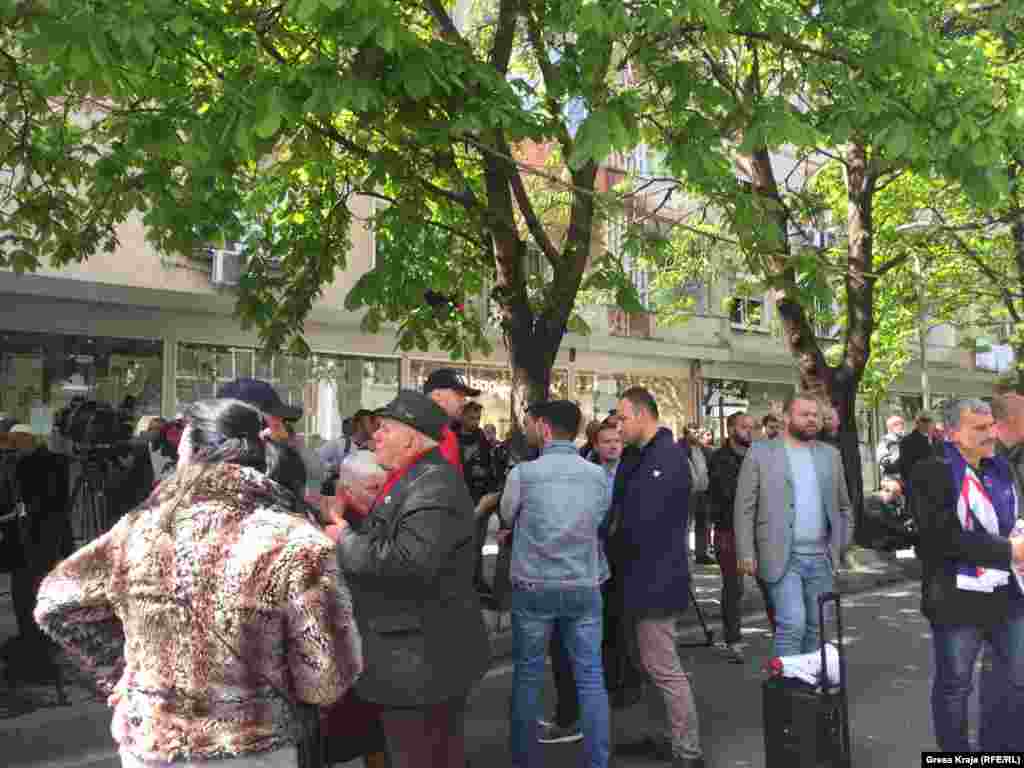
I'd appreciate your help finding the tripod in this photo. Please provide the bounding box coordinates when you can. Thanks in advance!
[70,452,112,545]
[677,581,715,648]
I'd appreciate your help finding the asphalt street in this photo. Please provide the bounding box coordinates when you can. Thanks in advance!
[3,581,962,768]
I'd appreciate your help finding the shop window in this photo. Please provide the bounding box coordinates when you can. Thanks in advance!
[0,331,163,433]
[175,343,400,444]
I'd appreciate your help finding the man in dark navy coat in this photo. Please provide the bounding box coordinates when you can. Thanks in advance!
[609,387,704,768]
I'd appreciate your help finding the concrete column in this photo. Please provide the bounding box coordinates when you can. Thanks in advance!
[161,330,178,418]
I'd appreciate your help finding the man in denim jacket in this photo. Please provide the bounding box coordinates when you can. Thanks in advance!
[501,400,611,768]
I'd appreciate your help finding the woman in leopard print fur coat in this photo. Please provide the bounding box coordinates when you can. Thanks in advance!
[35,399,363,768]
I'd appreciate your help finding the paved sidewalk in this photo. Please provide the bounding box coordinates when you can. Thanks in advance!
[0,546,920,767]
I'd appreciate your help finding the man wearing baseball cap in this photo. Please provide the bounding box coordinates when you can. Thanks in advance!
[216,378,302,439]
[423,368,481,473]
[334,389,490,767]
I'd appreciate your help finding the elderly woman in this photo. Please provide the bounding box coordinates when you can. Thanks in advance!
[35,398,363,768]
[331,390,490,768]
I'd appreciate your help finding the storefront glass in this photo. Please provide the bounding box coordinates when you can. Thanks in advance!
[0,331,163,434]
[576,372,690,437]
[175,343,400,450]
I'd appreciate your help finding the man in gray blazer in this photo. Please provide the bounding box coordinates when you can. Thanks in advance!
[734,393,852,658]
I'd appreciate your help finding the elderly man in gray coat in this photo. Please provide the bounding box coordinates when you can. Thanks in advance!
[734,393,852,658]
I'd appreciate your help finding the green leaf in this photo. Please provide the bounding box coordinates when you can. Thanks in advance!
[255,108,282,139]
[170,15,191,36]
[403,65,432,101]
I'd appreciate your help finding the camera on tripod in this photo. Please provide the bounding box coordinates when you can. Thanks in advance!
[56,399,132,449]
[55,399,138,543]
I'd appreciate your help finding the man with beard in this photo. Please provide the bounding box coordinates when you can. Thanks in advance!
[423,368,481,472]
[761,414,781,440]
[735,394,852,658]
[460,401,498,595]
[708,412,755,662]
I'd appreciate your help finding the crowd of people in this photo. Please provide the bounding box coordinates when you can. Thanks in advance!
[7,369,1024,767]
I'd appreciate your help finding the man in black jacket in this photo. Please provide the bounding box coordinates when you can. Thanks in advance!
[898,411,935,489]
[910,398,1024,752]
[459,402,498,595]
[612,388,704,768]
[334,390,491,768]
[708,412,754,662]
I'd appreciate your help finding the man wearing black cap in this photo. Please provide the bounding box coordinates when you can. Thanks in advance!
[333,389,490,768]
[423,368,481,473]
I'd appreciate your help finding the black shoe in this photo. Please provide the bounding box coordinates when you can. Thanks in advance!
[614,738,673,760]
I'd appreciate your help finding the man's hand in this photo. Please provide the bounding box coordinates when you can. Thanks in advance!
[325,519,349,543]
[1012,537,1024,566]
[475,492,501,520]
[739,558,757,577]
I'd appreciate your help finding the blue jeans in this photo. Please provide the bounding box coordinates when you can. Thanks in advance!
[766,552,834,657]
[931,615,1024,751]
[510,585,610,768]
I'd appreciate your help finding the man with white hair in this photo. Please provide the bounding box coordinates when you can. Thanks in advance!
[909,397,1024,752]
[333,390,491,768]
[876,413,905,479]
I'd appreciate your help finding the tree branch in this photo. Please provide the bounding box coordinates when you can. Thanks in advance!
[424,0,463,40]
[490,0,518,75]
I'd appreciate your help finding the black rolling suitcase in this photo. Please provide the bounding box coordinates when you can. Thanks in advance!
[762,591,851,768]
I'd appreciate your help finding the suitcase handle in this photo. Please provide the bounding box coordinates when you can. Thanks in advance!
[817,591,844,689]
[818,591,852,766]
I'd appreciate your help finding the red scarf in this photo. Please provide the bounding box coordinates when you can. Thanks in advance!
[439,425,463,474]
[373,448,435,506]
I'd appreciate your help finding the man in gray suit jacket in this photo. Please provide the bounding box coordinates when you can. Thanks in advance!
[734,394,852,658]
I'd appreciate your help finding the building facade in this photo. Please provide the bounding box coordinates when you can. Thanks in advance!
[0,187,1004,488]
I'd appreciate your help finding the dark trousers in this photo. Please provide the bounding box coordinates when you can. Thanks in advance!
[756,576,776,633]
[379,695,469,768]
[472,507,491,588]
[714,528,743,645]
[691,494,711,558]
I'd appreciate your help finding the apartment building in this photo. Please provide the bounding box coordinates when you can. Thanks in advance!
[0,171,1004,466]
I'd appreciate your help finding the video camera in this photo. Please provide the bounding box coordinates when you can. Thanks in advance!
[55,399,134,461]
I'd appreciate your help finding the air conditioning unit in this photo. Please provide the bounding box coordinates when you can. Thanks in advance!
[210,249,243,287]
